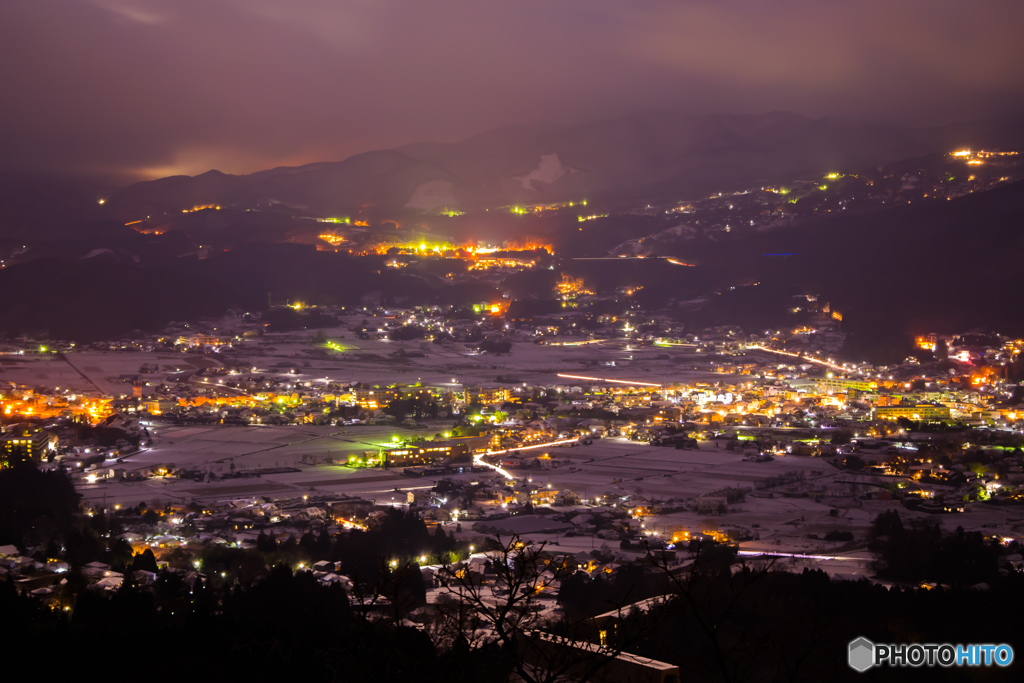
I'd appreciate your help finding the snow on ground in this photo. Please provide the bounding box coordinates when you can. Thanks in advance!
[13,316,1024,576]
[0,313,734,397]
[69,427,1024,577]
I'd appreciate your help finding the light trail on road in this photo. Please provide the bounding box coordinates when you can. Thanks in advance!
[571,257,694,266]
[746,345,848,372]
[193,379,260,398]
[737,550,841,561]
[474,437,585,479]
[542,339,605,346]
[557,373,662,387]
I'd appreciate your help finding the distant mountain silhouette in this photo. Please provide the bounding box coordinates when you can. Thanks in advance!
[107,111,1024,217]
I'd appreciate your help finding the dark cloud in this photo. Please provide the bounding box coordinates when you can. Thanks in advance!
[1,0,1022,182]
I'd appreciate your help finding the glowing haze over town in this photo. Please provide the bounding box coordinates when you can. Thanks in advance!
[1,1,1024,680]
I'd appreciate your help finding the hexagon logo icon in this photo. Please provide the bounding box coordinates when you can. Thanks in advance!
[848,637,875,672]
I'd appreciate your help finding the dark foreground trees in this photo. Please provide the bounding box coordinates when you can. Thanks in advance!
[619,559,1024,682]
[5,462,1024,682]
[9,541,1023,683]
[5,537,1024,682]
[869,510,1004,586]
[0,465,80,547]
[1,565,506,683]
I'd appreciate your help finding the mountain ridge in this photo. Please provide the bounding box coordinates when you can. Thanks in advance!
[107,110,1024,219]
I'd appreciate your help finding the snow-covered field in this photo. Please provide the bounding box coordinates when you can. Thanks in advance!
[10,316,1024,575]
[74,429,1024,573]
[0,317,734,396]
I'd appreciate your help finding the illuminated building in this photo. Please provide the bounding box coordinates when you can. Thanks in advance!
[381,442,469,467]
[873,404,951,422]
[487,301,509,315]
[177,334,224,347]
[555,274,592,299]
[143,398,180,415]
[515,487,559,505]
[670,530,691,544]
[353,387,398,409]
[1,423,56,467]
[812,377,877,393]
[471,387,511,405]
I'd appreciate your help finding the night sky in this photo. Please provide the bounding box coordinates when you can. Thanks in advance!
[2,0,1022,181]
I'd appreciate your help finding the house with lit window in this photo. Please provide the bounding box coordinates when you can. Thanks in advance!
[1,423,56,466]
